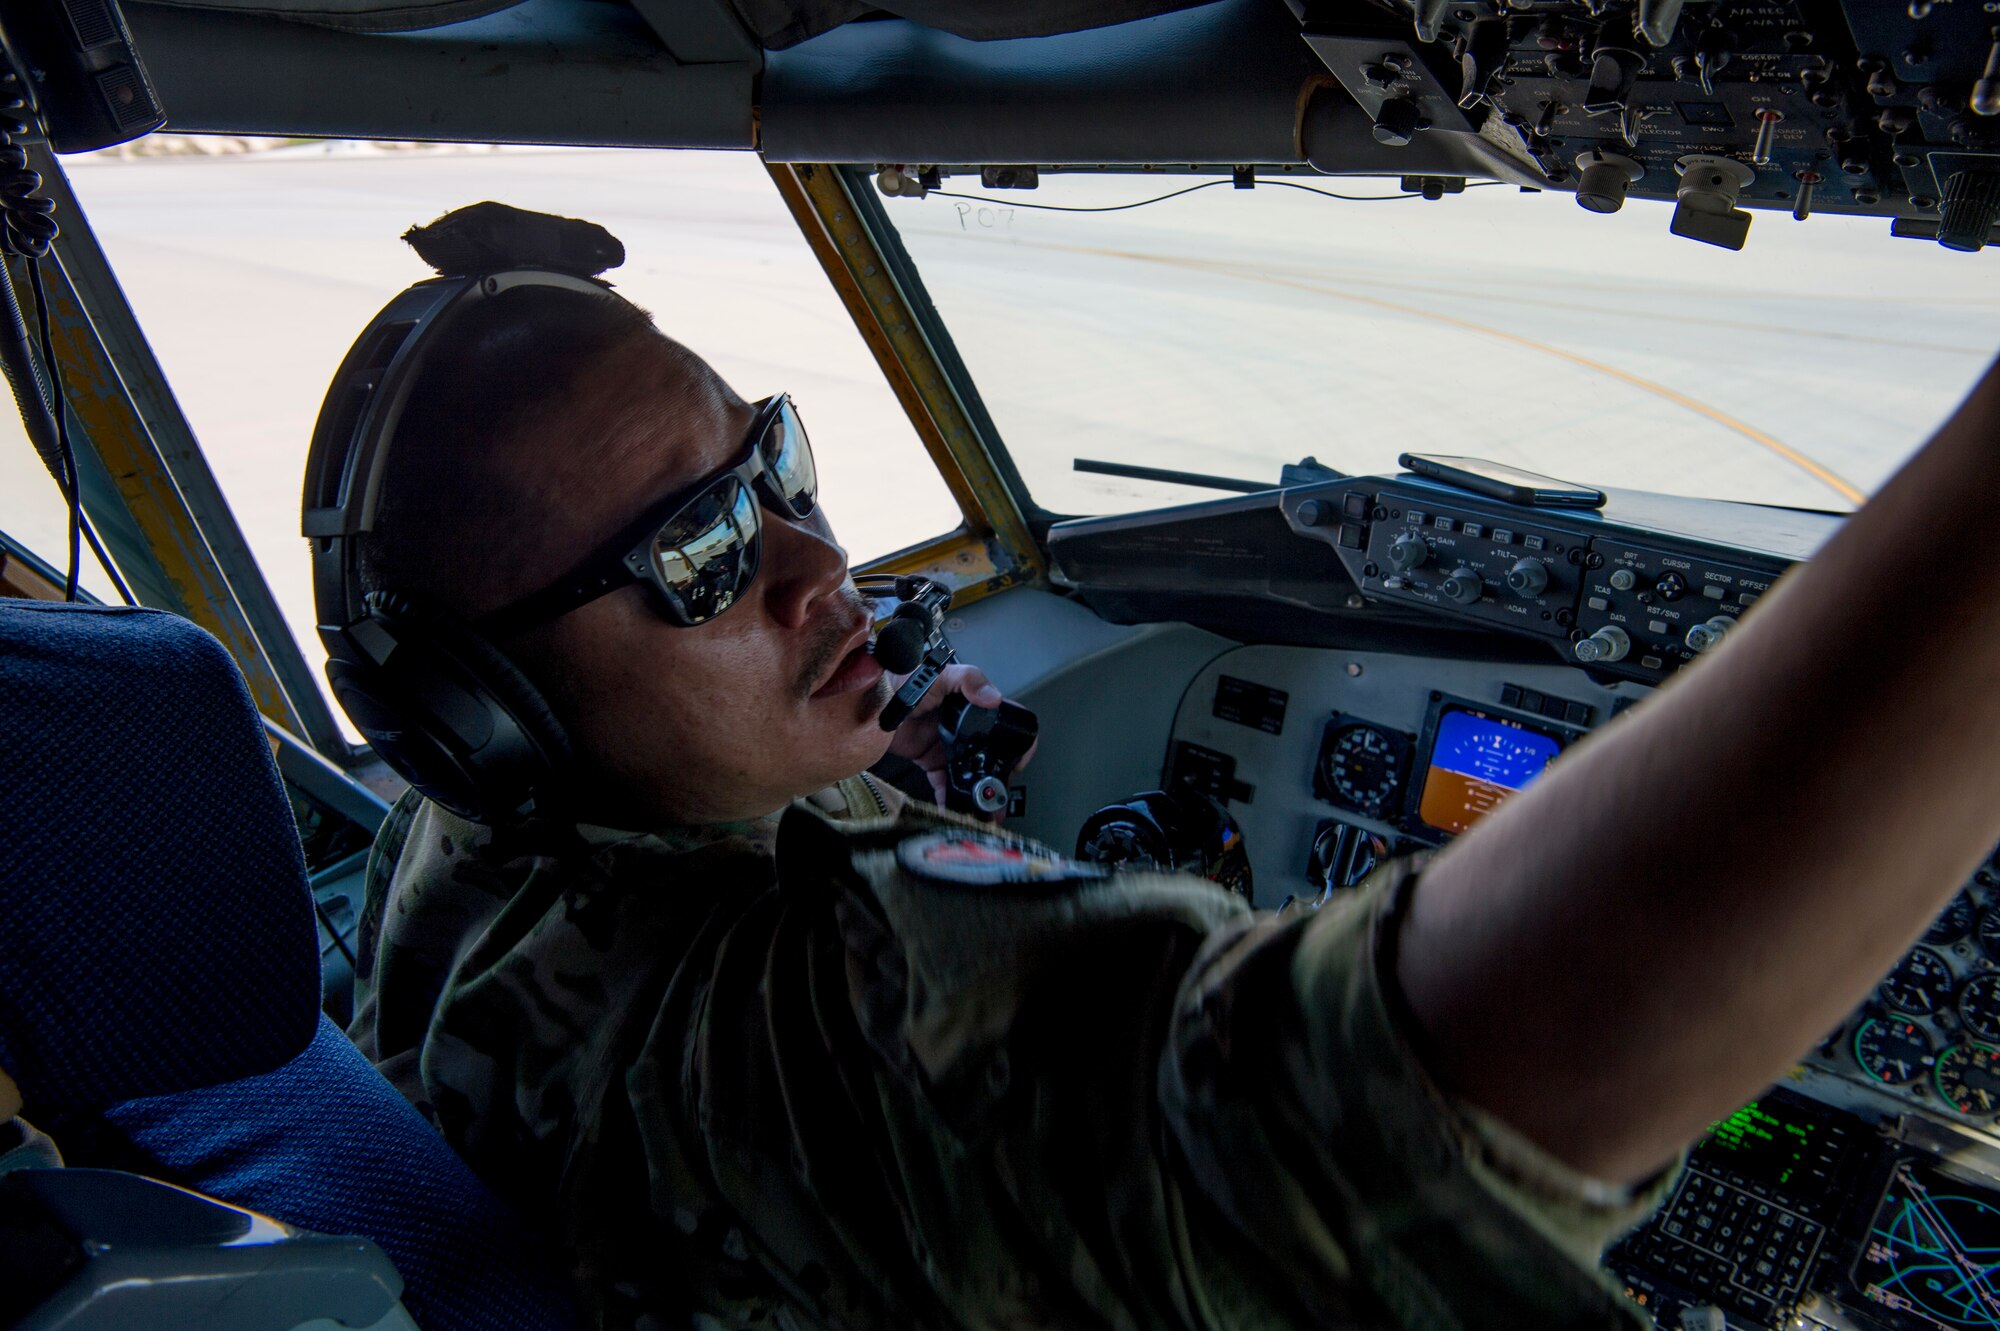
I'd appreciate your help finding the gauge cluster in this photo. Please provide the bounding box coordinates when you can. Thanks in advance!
[1164,644,1630,908]
[1307,695,1582,849]
[1812,853,2000,1121]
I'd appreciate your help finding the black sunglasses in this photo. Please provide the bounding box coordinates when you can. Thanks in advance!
[479,394,818,636]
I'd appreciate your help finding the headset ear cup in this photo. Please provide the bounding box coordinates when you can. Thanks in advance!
[335,592,574,824]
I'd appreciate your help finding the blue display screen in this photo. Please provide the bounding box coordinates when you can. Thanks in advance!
[1418,707,1563,834]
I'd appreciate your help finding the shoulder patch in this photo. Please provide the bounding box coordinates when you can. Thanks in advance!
[897,830,1106,888]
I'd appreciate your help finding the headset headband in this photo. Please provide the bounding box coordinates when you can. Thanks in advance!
[301,267,614,640]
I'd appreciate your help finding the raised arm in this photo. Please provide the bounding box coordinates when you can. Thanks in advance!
[1397,354,2000,1185]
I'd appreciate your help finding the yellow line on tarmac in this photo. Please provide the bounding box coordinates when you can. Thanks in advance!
[1035,239,1868,508]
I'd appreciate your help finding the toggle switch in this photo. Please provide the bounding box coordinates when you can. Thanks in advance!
[1584,46,1644,117]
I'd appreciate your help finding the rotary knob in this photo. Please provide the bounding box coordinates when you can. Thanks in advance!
[1439,567,1483,605]
[1505,558,1549,597]
[1608,568,1637,591]
[1372,97,1426,147]
[1574,150,1644,214]
[1573,625,1631,663]
[1388,533,1430,572]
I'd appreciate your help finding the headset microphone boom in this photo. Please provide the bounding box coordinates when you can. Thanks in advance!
[856,574,956,730]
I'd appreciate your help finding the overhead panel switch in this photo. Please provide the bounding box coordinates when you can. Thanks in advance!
[1939,169,2000,253]
[1670,155,1757,251]
[1575,150,1644,214]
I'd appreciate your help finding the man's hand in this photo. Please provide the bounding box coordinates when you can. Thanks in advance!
[884,663,1036,814]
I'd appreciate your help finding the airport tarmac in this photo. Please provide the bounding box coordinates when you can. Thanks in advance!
[4,145,1997,723]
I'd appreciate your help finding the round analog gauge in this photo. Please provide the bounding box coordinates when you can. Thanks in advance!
[1977,908,2000,962]
[1879,946,1956,1016]
[1935,1043,2000,1117]
[1321,725,1406,816]
[1853,1017,1936,1086]
[1962,973,2000,1042]
[1926,892,1975,946]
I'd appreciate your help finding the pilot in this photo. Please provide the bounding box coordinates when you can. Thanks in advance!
[338,204,2000,1330]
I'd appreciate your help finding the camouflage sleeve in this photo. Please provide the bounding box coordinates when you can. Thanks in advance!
[346,785,425,1059]
[803,771,904,821]
[632,808,1668,1331]
[1162,860,1675,1328]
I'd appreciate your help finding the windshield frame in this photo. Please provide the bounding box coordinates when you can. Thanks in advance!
[771,163,1051,583]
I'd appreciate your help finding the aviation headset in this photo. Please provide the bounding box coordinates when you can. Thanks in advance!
[302,265,614,827]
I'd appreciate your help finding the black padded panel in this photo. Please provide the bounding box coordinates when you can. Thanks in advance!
[125,0,756,147]
[0,603,321,1116]
[761,0,1325,165]
[731,0,1217,49]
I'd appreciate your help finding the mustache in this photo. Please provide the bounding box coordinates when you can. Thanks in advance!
[795,583,875,701]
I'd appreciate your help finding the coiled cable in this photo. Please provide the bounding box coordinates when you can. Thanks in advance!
[0,65,130,603]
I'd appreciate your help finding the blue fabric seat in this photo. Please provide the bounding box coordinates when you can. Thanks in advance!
[0,601,580,1331]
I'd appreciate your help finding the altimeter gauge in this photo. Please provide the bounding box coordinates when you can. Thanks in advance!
[1962,973,2000,1043]
[1853,1017,1935,1086]
[1977,907,2000,962]
[1935,1043,2000,1117]
[1926,892,1974,946]
[1314,718,1412,819]
[1880,947,1956,1017]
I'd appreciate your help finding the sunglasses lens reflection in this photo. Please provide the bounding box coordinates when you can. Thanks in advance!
[649,477,760,623]
[762,399,817,517]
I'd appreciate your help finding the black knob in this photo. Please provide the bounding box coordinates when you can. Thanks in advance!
[1506,558,1549,597]
[1388,533,1429,572]
[1939,170,2000,253]
[1440,567,1483,605]
[1372,97,1426,148]
[1575,151,1642,214]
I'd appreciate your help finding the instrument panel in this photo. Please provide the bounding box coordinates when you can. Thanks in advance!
[1051,461,1997,1331]
[1162,642,1630,908]
[1159,646,2000,1331]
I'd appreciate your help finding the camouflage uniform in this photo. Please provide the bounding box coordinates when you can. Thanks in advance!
[351,774,1671,1331]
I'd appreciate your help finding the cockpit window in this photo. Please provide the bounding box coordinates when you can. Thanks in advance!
[875,173,2000,516]
[0,144,958,732]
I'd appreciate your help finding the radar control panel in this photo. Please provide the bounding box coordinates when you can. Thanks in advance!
[1277,473,1831,686]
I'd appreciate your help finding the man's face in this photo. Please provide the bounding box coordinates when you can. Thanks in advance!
[500,333,896,827]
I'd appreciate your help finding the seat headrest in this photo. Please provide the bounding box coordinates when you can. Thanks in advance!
[0,604,321,1117]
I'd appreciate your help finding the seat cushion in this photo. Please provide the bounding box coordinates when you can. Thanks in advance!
[104,1015,580,1331]
[0,603,320,1117]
